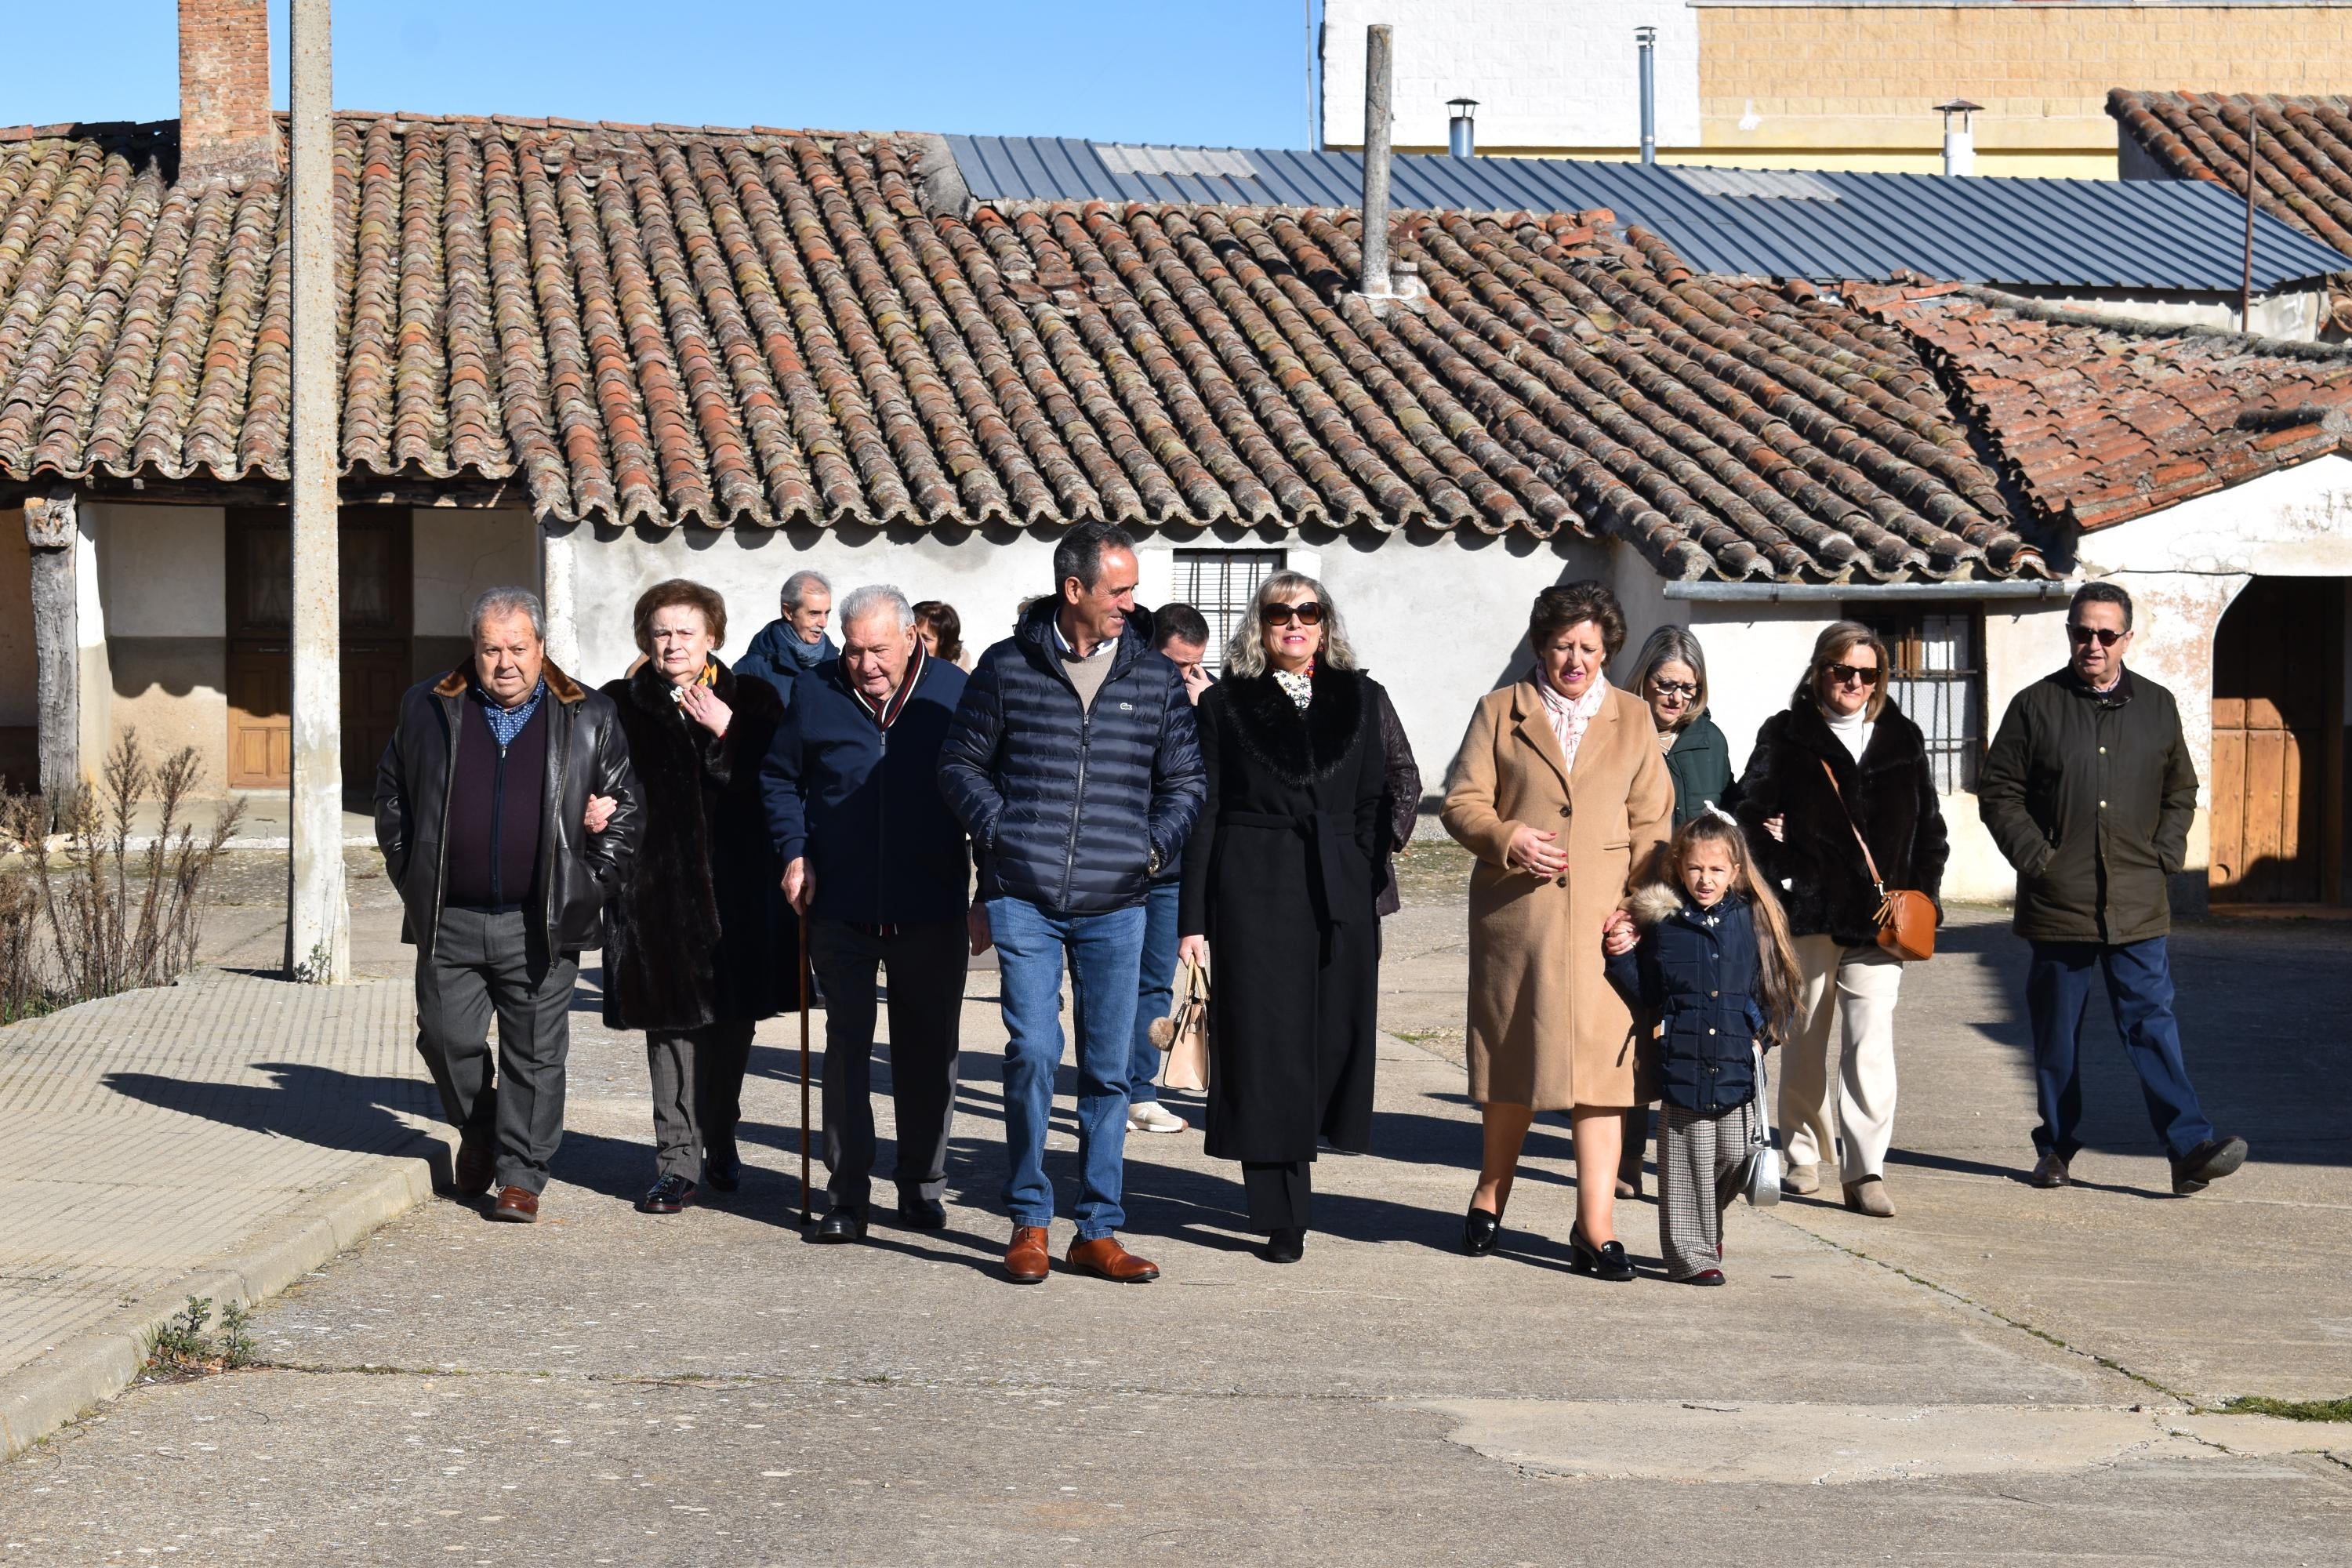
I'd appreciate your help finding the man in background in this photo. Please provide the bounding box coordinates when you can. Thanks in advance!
[1127,601,1213,1136]
[736,569,837,712]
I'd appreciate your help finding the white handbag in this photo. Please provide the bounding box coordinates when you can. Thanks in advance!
[1740,1044,1783,1207]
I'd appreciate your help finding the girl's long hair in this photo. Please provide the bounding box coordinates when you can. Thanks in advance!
[1672,814,1804,1046]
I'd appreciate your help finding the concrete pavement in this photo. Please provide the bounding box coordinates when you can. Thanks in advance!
[0,844,2346,1563]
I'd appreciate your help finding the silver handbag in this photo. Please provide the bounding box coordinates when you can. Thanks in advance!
[1740,1045,1782,1207]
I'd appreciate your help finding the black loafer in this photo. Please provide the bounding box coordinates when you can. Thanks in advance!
[702,1136,742,1194]
[896,1195,948,1231]
[813,1207,868,1243]
[1568,1225,1635,1282]
[1461,1205,1502,1257]
[1264,1226,1306,1264]
[2171,1134,2248,1196]
[639,1174,696,1214]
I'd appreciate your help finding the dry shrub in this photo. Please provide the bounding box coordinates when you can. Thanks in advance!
[0,731,243,1022]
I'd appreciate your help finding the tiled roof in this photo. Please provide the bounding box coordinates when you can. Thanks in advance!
[1853,281,2352,533]
[2108,89,2352,254]
[0,114,2057,581]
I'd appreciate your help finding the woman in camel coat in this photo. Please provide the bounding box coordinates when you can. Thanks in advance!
[1443,582,1673,1278]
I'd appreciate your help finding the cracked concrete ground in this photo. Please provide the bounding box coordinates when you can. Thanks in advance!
[2,845,2347,1564]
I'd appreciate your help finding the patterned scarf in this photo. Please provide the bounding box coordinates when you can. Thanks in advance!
[850,643,927,729]
[476,679,546,747]
[1535,673,1606,775]
[1273,666,1313,711]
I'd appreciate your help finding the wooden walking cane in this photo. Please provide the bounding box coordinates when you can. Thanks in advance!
[797,914,812,1225]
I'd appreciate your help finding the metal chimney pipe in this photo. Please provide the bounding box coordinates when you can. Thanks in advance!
[1636,27,1657,165]
[1448,96,1479,159]
[1359,24,1393,296]
[1936,98,1983,177]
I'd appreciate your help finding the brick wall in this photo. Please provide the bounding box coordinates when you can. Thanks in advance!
[179,0,274,181]
[1698,5,2352,162]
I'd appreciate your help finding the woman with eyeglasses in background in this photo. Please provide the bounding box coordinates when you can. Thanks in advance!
[1634,626,1733,830]
[1177,573,1389,1264]
[1733,621,1947,1218]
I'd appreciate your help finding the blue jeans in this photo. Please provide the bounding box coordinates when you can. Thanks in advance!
[2027,937,2216,1162]
[1129,878,1181,1105]
[989,896,1147,1240]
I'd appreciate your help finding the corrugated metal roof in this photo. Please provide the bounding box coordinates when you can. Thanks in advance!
[946,135,2352,293]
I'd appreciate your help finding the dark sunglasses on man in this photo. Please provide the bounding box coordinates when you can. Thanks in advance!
[1265,601,1325,627]
[2067,623,2125,648]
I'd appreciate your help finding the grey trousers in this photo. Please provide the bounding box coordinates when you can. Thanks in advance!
[808,917,968,1216]
[1658,1099,1759,1280]
[647,1018,756,1181]
[415,907,576,1196]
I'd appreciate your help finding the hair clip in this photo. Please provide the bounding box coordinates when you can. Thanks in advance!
[1705,804,1738,827]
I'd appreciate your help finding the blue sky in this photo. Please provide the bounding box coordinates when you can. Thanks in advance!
[9,1,1323,147]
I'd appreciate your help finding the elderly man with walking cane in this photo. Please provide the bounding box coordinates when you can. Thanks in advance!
[762,584,977,1242]
[1980,581,2249,1196]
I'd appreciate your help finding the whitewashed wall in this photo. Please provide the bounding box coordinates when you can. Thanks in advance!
[90,503,218,775]
[1320,0,1700,151]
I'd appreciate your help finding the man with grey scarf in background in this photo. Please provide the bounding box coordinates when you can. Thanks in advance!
[735,569,838,713]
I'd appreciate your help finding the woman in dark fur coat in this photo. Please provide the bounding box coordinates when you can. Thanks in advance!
[1733,621,1947,1221]
[1179,573,1388,1265]
[601,579,788,1217]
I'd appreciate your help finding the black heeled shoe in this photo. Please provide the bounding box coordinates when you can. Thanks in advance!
[1569,1224,1635,1282]
[1461,1204,1502,1257]
[1263,1226,1305,1264]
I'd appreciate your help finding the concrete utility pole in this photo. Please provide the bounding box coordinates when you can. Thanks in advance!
[285,0,348,983]
[1358,24,1393,296]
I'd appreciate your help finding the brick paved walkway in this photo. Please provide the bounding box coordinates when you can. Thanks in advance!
[0,971,438,1448]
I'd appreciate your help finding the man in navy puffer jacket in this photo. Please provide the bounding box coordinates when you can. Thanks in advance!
[938,524,1204,1284]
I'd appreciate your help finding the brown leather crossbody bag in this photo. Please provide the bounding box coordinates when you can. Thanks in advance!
[1819,760,1936,962]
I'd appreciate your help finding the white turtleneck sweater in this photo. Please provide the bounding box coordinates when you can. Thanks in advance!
[1820,700,1875,763]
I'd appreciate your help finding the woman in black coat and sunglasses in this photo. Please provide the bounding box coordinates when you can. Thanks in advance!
[1178,573,1388,1265]
[1733,621,1947,1221]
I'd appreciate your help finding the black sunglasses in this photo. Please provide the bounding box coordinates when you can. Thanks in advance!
[1821,662,1878,687]
[2067,623,2125,648]
[1265,601,1325,627]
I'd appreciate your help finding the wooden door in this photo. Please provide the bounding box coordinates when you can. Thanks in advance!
[2209,578,2344,903]
[225,509,413,793]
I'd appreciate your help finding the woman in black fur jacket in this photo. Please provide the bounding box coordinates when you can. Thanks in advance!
[1178,574,1387,1265]
[1733,621,1947,1220]
[601,579,788,1217]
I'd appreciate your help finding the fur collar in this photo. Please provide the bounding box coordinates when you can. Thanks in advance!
[624,656,739,716]
[1780,694,1921,770]
[1627,881,1748,930]
[1221,666,1367,788]
[434,659,585,704]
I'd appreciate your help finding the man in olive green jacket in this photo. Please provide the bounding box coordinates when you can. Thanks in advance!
[1980,582,2246,1197]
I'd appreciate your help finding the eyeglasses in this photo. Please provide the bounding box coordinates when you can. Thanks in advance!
[2067,623,2125,648]
[1265,601,1325,627]
[1821,662,1878,687]
[1648,679,1698,699]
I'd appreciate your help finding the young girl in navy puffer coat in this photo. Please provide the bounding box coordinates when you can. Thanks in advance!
[1603,814,1802,1284]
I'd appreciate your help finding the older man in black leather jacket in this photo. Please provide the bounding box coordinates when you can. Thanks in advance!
[376,586,641,1222]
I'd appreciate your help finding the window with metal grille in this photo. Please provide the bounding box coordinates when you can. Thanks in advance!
[1172,550,1286,672]
[1844,606,1984,794]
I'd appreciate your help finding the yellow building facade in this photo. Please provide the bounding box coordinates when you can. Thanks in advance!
[1319,1,2352,178]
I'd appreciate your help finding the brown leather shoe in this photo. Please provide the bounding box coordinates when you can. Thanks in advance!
[1004,1225,1051,1283]
[1067,1235,1160,1283]
[2030,1152,2071,1189]
[454,1131,495,1199]
[489,1185,540,1223]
